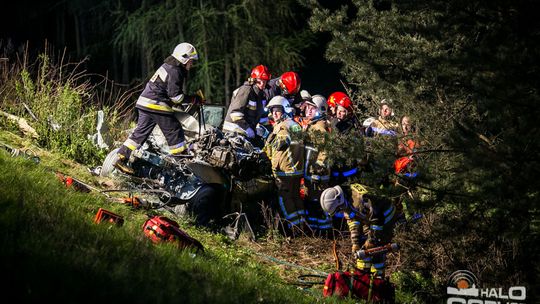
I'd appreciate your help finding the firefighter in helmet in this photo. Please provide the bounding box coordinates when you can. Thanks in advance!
[223,64,271,147]
[303,94,333,233]
[265,71,303,116]
[114,42,202,175]
[327,91,364,186]
[264,96,306,235]
[320,184,399,277]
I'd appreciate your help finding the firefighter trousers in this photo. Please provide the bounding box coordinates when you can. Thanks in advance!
[118,109,187,158]
[275,175,306,230]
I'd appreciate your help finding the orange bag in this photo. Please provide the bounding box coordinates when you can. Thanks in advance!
[142,215,204,252]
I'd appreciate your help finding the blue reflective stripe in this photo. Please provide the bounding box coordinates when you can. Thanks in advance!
[373,262,385,269]
[384,205,394,217]
[278,197,288,217]
[286,210,301,220]
[371,225,383,231]
[331,168,358,177]
[384,208,396,224]
[363,257,372,262]
[319,224,333,229]
[342,168,358,177]
[334,211,345,218]
[404,172,418,178]
[349,211,356,218]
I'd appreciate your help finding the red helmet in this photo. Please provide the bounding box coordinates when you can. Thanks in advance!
[328,91,352,111]
[279,71,301,95]
[251,65,271,81]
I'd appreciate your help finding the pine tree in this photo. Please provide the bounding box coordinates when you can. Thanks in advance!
[303,0,540,297]
[113,0,314,104]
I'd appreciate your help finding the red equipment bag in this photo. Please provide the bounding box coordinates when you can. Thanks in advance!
[323,269,395,303]
[142,215,204,252]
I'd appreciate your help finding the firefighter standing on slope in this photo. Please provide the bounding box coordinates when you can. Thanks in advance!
[114,42,202,175]
[303,94,333,234]
[223,65,270,148]
[320,184,399,277]
[264,96,306,236]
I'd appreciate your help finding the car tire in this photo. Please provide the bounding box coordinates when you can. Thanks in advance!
[100,148,120,177]
[184,184,223,227]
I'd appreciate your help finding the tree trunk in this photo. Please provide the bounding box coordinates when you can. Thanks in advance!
[222,0,230,106]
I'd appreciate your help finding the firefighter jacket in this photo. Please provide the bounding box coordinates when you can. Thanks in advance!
[136,57,188,114]
[368,116,399,136]
[223,83,266,136]
[343,184,398,249]
[304,116,330,182]
[265,118,304,177]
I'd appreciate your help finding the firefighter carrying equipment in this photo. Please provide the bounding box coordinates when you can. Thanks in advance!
[142,215,204,252]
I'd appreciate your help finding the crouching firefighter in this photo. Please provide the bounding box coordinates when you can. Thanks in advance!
[264,96,306,236]
[114,42,202,174]
[320,184,400,277]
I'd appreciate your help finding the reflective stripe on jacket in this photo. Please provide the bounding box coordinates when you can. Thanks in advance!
[136,62,187,114]
[224,83,266,133]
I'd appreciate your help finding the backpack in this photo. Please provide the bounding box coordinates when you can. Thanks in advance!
[323,269,395,303]
[142,215,204,252]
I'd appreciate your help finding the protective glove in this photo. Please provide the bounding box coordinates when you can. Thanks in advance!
[256,125,269,139]
[352,244,361,254]
[245,127,255,138]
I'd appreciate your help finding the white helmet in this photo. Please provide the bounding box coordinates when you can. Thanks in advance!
[172,43,199,64]
[267,95,293,114]
[320,185,346,216]
[300,90,312,102]
[305,94,327,114]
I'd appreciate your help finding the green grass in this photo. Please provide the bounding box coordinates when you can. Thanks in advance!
[0,149,330,303]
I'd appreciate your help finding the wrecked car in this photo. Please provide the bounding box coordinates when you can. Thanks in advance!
[100,104,275,232]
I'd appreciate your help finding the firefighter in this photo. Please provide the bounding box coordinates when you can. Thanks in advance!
[366,101,399,137]
[223,65,271,148]
[114,42,202,175]
[264,96,306,235]
[328,91,363,186]
[320,184,399,277]
[303,94,333,233]
[265,71,303,116]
